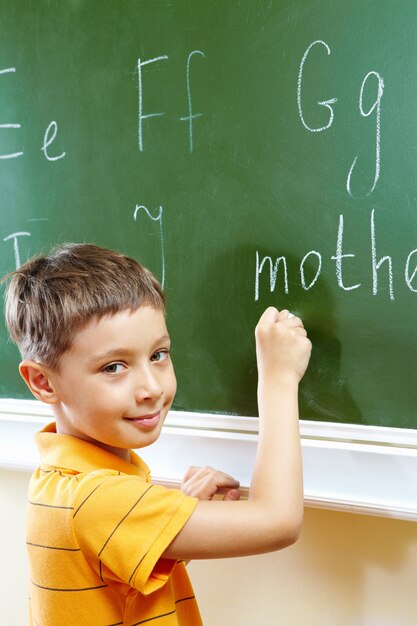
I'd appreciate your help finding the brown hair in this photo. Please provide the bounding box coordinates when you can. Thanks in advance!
[3,243,165,370]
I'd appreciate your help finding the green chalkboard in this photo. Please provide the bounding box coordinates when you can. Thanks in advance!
[0,0,416,429]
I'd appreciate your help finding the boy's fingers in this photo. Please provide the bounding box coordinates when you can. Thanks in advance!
[276,308,290,321]
[182,467,240,500]
[183,466,224,483]
[197,471,240,497]
[285,317,307,333]
[258,306,279,325]
[295,327,307,337]
[223,489,241,502]
[183,466,207,482]
[258,307,305,327]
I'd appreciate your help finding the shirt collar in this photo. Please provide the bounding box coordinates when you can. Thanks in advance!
[35,422,151,479]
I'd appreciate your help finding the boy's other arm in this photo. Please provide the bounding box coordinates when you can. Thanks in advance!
[162,308,312,561]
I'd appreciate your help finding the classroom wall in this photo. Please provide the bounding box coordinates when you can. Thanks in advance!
[1,469,417,626]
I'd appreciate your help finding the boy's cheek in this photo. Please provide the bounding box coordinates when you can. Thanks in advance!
[169,369,177,397]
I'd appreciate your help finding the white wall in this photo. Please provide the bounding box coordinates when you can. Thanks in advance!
[190,508,417,626]
[0,470,30,626]
[2,469,417,626]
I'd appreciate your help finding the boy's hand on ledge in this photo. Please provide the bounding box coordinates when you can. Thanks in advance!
[181,466,241,501]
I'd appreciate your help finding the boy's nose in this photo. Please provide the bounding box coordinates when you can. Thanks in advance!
[134,368,163,402]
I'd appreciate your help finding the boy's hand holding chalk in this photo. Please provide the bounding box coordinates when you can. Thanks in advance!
[255,307,311,385]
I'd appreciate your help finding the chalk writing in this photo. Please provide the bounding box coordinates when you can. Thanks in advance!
[331,215,361,291]
[1,66,65,160]
[137,56,168,152]
[0,36,414,316]
[255,252,288,301]
[261,35,414,303]
[3,232,31,269]
[297,40,337,133]
[179,50,205,153]
[405,250,417,292]
[133,204,165,288]
[42,121,66,161]
[370,208,393,300]
[137,51,205,152]
[300,251,322,290]
[346,71,384,197]
[298,40,385,198]
[0,66,23,159]
[255,211,417,301]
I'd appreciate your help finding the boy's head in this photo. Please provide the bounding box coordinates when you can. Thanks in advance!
[4,242,165,370]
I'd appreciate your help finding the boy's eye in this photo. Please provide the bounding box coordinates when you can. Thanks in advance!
[151,349,170,363]
[102,362,125,374]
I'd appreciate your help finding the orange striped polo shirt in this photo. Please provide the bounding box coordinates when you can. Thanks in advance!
[27,423,201,625]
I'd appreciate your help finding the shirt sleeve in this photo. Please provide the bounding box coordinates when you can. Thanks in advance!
[72,471,198,595]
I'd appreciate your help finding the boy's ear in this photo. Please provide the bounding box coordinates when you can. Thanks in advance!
[19,361,59,404]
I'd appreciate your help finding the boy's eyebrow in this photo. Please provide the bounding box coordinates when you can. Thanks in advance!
[90,348,134,363]
[90,335,171,363]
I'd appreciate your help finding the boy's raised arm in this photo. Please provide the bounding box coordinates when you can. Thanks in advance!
[162,307,312,561]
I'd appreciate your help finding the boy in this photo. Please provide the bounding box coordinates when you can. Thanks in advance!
[4,242,311,625]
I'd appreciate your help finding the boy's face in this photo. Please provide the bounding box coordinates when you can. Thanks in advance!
[47,305,176,461]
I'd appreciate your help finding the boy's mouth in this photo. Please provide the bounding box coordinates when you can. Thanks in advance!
[124,411,161,429]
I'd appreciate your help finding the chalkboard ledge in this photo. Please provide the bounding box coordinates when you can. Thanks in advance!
[1,399,417,522]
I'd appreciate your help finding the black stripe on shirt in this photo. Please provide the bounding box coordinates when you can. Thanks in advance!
[98,484,154,558]
[128,552,146,586]
[28,500,73,510]
[175,596,195,605]
[31,580,107,593]
[40,467,72,479]
[26,541,80,552]
[73,479,110,518]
